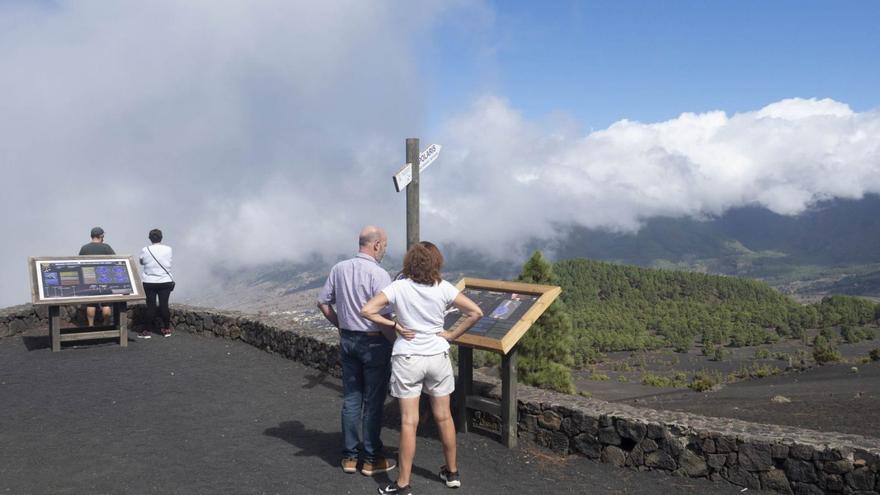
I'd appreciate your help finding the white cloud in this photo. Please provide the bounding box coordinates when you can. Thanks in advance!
[424,96,880,257]
[0,0,478,306]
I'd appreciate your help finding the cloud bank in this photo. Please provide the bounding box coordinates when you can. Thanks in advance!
[427,96,880,257]
[0,0,462,305]
[1,1,879,307]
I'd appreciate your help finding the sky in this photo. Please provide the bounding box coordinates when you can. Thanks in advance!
[1,0,879,307]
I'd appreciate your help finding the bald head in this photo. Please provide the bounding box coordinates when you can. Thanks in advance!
[358,225,388,262]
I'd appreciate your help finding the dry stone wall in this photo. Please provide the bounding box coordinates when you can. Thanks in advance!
[2,303,878,494]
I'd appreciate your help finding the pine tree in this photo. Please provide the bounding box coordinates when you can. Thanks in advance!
[516,251,575,393]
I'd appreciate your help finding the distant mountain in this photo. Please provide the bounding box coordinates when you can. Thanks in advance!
[182,259,332,314]
[550,194,880,287]
[188,195,880,313]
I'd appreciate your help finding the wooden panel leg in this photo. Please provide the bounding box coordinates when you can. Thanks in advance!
[50,305,61,352]
[456,346,473,433]
[116,302,128,348]
[501,347,518,448]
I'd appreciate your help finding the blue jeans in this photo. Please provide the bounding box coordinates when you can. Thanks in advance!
[340,330,392,462]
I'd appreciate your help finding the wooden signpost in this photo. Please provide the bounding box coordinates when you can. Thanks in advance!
[28,255,145,351]
[394,139,443,249]
[392,143,441,192]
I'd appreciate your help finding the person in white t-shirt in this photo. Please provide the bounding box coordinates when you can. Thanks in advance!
[362,241,483,495]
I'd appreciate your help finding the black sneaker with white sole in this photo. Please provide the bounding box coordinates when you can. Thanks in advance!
[377,482,412,495]
[439,466,461,488]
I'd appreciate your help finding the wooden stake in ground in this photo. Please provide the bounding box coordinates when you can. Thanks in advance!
[405,137,420,250]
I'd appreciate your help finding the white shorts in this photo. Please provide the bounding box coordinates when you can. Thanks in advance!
[389,352,455,399]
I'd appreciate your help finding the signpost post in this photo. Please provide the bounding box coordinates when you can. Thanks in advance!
[405,138,420,250]
[394,139,442,249]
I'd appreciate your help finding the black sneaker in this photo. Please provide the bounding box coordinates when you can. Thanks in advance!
[377,482,412,495]
[439,466,460,488]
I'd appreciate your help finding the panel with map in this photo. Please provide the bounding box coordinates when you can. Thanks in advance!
[443,278,561,354]
[29,256,144,304]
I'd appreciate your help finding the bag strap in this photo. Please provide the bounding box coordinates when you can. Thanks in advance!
[147,246,174,281]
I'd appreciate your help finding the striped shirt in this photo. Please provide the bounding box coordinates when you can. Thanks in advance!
[317,253,391,332]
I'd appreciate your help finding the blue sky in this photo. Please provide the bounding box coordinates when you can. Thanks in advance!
[425,0,880,131]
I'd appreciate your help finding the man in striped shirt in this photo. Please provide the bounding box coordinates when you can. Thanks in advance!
[318,225,397,477]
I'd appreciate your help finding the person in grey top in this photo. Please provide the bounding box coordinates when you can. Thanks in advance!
[78,226,115,326]
[317,226,397,476]
[79,226,115,256]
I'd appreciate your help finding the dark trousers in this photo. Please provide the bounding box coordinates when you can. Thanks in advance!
[339,330,392,462]
[143,282,174,330]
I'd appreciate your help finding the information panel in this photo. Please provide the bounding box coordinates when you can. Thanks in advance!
[29,256,145,305]
[444,278,561,354]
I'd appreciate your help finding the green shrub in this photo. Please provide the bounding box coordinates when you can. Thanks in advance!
[640,373,670,387]
[610,361,633,372]
[788,349,810,370]
[754,348,771,360]
[516,251,575,393]
[703,343,728,362]
[641,372,688,388]
[473,349,501,368]
[750,363,780,378]
[528,362,578,392]
[669,333,693,353]
[689,370,722,392]
[729,363,781,381]
[812,335,842,364]
[869,348,880,361]
[842,325,876,344]
[772,351,790,361]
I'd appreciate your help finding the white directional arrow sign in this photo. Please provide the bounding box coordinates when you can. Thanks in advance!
[393,144,442,192]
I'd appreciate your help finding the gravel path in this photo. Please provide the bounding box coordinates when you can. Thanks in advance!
[0,330,767,495]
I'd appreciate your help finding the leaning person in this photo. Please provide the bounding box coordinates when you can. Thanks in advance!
[79,226,115,326]
[317,226,397,476]
[139,228,174,338]
[362,241,483,495]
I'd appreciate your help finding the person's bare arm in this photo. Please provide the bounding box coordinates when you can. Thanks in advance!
[438,293,483,341]
[361,293,414,340]
[317,302,339,329]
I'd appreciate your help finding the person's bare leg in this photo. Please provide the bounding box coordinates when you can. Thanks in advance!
[430,394,457,472]
[396,396,420,487]
[102,306,112,325]
[86,307,96,327]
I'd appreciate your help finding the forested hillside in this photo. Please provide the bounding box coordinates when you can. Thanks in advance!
[553,258,880,365]
[550,194,880,280]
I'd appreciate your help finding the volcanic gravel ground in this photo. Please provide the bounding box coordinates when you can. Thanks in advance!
[617,360,880,438]
[0,329,768,495]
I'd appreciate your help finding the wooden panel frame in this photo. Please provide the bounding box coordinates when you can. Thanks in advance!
[29,255,146,306]
[450,277,562,355]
